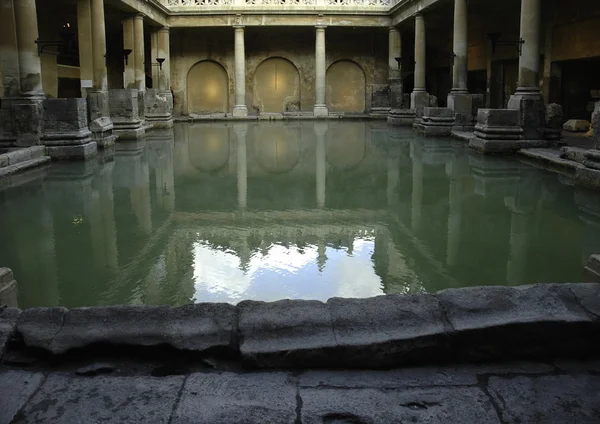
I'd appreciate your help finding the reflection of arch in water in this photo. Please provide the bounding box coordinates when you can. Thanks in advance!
[187,60,229,114]
[326,60,366,113]
[251,126,301,173]
[253,57,301,113]
[188,125,231,172]
[326,123,366,169]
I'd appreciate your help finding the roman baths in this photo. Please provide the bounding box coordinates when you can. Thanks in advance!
[1,0,600,422]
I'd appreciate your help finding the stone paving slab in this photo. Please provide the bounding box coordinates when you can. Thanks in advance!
[0,370,45,424]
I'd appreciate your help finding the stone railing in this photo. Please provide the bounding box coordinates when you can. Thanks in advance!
[166,0,399,11]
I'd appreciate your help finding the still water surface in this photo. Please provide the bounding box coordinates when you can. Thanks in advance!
[1,121,598,308]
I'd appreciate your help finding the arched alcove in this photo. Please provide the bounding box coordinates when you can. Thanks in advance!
[326,60,366,113]
[253,58,300,113]
[187,61,229,114]
[188,125,231,172]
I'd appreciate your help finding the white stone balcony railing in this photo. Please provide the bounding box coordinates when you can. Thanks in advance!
[165,0,401,12]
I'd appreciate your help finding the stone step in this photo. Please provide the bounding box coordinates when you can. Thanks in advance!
[0,156,51,178]
[0,146,47,168]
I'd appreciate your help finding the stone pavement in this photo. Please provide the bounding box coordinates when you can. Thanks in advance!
[1,360,599,424]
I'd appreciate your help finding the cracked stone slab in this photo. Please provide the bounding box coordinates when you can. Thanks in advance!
[487,375,600,424]
[238,299,337,368]
[436,284,597,359]
[171,372,297,424]
[0,307,21,358]
[0,370,45,424]
[327,294,448,368]
[11,374,184,424]
[568,283,600,319]
[18,304,235,355]
[299,386,501,424]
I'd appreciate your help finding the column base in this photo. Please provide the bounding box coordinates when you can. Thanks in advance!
[88,91,116,148]
[46,142,98,160]
[233,105,248,118]
[109,89,146,140]
[0,98,17,146]
[12,97,45,147]
[387,109,416,126]
[508,89,546,140]
[389,78,404,109]
[313,104,329,118]
[447,92,474,131]
[410,91,430,124]
[414,107,454,136]
[145,89,174,129]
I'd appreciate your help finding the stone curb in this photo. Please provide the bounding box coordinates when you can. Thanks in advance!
[2,283,599,367]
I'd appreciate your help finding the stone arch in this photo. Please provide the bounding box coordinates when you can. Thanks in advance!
[326,60,366,113]
[253,57,301,113]
[187,60,229,114]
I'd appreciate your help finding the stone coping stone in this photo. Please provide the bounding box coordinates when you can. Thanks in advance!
[0,370,45,424]
[8,283,600,368]
[0,307,21,358]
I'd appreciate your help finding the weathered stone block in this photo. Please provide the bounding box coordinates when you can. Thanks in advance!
[43,98,89,140]
[328,294,448,368]
[544,103,564,140]
[437,284,597,360]
[592,101,600,149]
[0,307,21,359]
[145,89,173,128]
[87,91,115,148]
[371,84,390,109]
[563,119,590,132]
[447,92,473,129]
[568,283,600,318]
[12,374,183,424]
[171,373,297,424]
[46,142,97,160]
[415,107,455,137]
[238,299,336,368]
[410,91,430,118]
[17,307,68,351]
[109,89,145,140]
[388,109,415,126]
[11,99,44,147]
[0,371,45,424]
[508,93,546,140]
[475,109,522,137]
[0,267,18,308]
[389,78,404,109]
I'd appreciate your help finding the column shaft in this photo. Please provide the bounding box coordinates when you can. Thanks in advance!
[314,26,328,117]
[150,30,159,88]
[77,0,94,97]
[0,0,20,98]
[157,28,170,92]
[451,0,468,93]
[517,0,541,92]
[133,14,145,92]
[233,26,247,117]
[90,0,108,91]
[388,28,401,80]
[13,0,43,95]
[413,15,426,92]
[123,17,135,88]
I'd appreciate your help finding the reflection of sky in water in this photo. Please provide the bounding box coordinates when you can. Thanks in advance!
[192,237,383,304]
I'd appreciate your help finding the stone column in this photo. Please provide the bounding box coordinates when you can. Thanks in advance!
[315,122,327,208]
[235,123,248,210]
[0,0,20,144]
[133,14,146,121]
[88,0,115,148]
[232,26,248,117]
[388,27,403,110]
[411,14,429,114]
[447,0,473,129]
[410,141,423,232]
[157,28,171,92]
[508,0,545,140]
[314,26,328,117]
[77,0,94,97]
[122,17,135,89]
[145,27,173,128]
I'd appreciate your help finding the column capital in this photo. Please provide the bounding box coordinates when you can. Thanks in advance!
[414,13,424,20]
[388,26,398,33]
[134,13,144,20]
[233,25,245,30]
[158,27,170,34]
[315,25,327,30]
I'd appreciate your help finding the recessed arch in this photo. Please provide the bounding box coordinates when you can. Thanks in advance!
[187,60,229,114]
[326,60,366,113]
[253,57,301,113]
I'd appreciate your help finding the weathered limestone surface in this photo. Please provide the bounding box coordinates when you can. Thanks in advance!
[563,119,590,132]
[171,372,297,424]
[0,370,45,424]
[87,91,116,148]
[0,267,18,307]
[544,103,563,140]
[145,88,174,128]
[415,107,455,136]
[0,306,21,358]
[109,89,145,140]
[388,109,415,126]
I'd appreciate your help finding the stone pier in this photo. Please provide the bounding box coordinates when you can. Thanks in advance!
[109,89,145,139]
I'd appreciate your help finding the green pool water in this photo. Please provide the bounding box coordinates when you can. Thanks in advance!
[1,121,598,308]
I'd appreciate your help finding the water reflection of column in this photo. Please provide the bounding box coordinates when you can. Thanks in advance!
[410,141,423,232]
[148,129,176,212]
[95,161,119,272]
[445,154,469,266]
[387,145,400,206]
[315,122,328,209]
[131,151,153,235]
[235,123,248,210]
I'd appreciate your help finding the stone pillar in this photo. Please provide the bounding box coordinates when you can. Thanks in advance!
[133,14,146,122]
[315,122,327,208]
[411,14,429,116]
[150,29,159,88]
[410,141,423,232]
[447,0,473,130]
[388,27,403,110]
[12,0,45,146]
[88,0,115,148]
[485,37,494,108]
[314,26,329,117]
[146,27,173,128]
[122,17,135,89]
[445,154,469,266]
[507,0,545,140]
[0,0,20,144]
[235,123,248,210]
[77,0,94,98]
[232,26,248,117]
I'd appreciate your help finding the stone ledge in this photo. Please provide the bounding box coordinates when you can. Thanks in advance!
[5,283,600,367]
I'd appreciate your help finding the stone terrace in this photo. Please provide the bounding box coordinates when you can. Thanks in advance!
[1,282,600,423]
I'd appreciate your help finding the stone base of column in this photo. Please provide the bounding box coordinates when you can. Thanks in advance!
[415,107,455,136]
[145,89,173,129]
[508,89,546,140]
[313,104,329,118]
[0,98,17,146]
[138,90,146,123]
[447,91,474,131]
[410,90,430,125]
[42,98,98,160]
[109,89,145,140]
[387,109,415,126]
[88,91,116,148]
[11,97,45,147]
[370,107,391,119]
[389,78,404,110]
[233,105,248,118]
